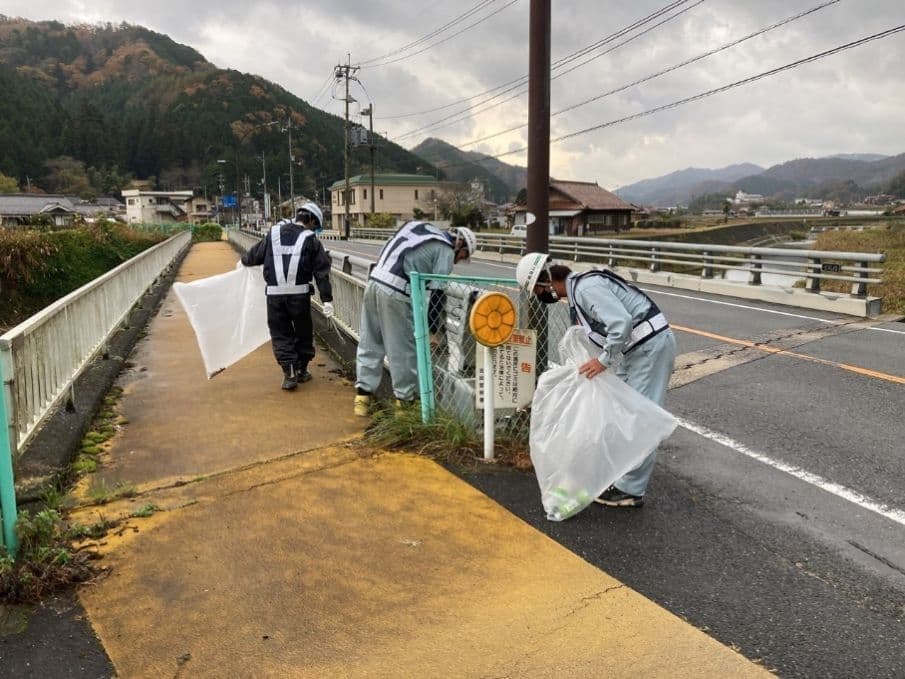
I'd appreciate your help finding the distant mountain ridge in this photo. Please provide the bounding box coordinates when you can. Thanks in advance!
[615,164,763,206]
[411,137,526,203]
[616,153,905,206]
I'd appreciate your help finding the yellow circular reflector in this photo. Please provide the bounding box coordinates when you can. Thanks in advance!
[469,292,516,347]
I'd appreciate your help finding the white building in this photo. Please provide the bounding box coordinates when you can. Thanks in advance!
[734,190,764,204]
[122,190,194,225]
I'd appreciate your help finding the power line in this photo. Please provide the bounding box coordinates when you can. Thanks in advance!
[438,24,905,168]
[457,0,841,149]
[377,0,693,120]
[391,0,699,142]
[361,0,522,69]
[310,70,337,107]
[358,0,499,66]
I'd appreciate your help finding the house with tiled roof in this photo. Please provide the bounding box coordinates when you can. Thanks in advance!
[513,179,636,235]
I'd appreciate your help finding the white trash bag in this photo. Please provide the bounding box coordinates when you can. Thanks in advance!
[173,264,270,378]
[530,326,677,521]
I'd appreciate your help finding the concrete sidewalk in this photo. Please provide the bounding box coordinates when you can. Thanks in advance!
[71,242,770,677]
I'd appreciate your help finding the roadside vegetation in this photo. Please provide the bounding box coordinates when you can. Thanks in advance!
[191,222,223,242]
[364,404,531,470]
[812,222,905,315]
[0,385,141,603]
[0,222,167,332]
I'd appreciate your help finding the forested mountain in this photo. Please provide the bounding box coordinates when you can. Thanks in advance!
[411,137,526,203]
[0,17,435,198]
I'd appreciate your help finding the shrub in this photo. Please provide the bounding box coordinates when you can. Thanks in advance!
[192,222,222,242]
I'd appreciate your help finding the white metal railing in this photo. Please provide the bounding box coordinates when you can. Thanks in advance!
[0,231,191,454]
[309,227,886,296]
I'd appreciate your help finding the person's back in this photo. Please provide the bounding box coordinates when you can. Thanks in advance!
[354,222,476,416]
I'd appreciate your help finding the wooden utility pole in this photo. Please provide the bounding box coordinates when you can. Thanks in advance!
[526,0,551,255]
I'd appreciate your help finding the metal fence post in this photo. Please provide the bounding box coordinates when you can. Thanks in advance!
[852,260,869,297]
[748,253,762,286]
[702,251,714,278]
[649,247,660,273]
[409,273,435,422]
[0,355,19,556]
[808,257,822,293]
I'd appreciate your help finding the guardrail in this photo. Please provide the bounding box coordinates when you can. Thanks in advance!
[0,230,191,456]
[314,227,885,298]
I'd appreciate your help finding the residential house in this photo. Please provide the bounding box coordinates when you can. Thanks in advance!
[512,179,636,235]
[0,194,124,227]
[328,174,440,231]
[122,190,194,225]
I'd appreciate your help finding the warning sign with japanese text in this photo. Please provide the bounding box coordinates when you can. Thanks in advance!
[476,329,536,410]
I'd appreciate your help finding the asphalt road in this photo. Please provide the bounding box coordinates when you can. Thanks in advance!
[329,239,905,677]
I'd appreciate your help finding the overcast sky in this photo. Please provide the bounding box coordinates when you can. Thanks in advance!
[4,0,904,188]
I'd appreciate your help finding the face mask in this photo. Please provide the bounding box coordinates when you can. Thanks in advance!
[537,290,558,305]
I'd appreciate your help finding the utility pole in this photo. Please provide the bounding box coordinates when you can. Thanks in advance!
[360,105,376,217]
[526,0,551,255]
[336,55,359,240]
[286,121,295,217]
[260,154,269,223]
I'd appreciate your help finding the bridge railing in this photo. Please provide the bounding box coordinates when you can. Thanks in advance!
[313,228,885,297]
[0,230,191,456]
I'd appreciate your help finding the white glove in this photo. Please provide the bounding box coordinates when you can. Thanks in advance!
[322,302,335,319]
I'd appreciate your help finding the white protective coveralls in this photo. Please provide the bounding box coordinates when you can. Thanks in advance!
[355,222,455,401]
[566,270,677,497]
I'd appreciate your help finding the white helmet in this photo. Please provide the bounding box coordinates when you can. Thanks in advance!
[452,226,477,259]
[296,202,323,229]
[516,252,551,292]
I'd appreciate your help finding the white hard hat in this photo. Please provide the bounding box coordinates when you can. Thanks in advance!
[516,252,551,292]
[452,226,477,258]
[296,202,323,228]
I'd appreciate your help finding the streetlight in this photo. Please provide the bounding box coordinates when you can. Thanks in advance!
[233,120,280,229]
[216,159,227,226]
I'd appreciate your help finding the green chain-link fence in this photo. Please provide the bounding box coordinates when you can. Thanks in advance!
[410,272,573,442]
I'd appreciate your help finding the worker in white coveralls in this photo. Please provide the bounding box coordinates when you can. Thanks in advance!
[241,202,333,391]
[516,253,676,507]
[354,221,477,416]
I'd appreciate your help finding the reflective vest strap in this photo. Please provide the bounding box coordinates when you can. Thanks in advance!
[370,221,451,295]
[567,271,668,354]
[268,224,313,295]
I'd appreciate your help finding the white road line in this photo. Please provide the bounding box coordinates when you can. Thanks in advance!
[644,289,840,323]
[677,417,905,528]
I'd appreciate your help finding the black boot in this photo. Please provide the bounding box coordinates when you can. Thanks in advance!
[281,363,298,391]
[295,361,312,383]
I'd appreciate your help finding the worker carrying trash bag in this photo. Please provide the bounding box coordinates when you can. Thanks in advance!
[354,221,476,416]
[517,253,677,508]
[241,202,333,391]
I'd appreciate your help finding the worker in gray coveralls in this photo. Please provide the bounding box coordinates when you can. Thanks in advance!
[354,221,476,416]
[517,252,676,507]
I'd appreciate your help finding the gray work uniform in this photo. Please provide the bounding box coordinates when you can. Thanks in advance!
[356,224,455,400]
[567,270,676,497]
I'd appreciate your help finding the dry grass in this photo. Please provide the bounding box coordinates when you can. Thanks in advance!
[813,223,905,316]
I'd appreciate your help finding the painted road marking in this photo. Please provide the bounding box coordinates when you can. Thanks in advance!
[678,417,905,528]
[672,324,905,385]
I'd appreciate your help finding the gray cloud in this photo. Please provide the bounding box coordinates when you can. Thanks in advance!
[4,0,904,188]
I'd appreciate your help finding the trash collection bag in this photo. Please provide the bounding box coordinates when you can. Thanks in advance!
[173,264,270,378]
[530,326,677,521]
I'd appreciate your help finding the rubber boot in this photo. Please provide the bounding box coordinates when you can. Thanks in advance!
[281,363,298,391]
[295,361,312,384]
[353,394,371,417]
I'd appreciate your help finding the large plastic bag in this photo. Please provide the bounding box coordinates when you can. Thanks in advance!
[530,326,677,521]
[173,264,270,378]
